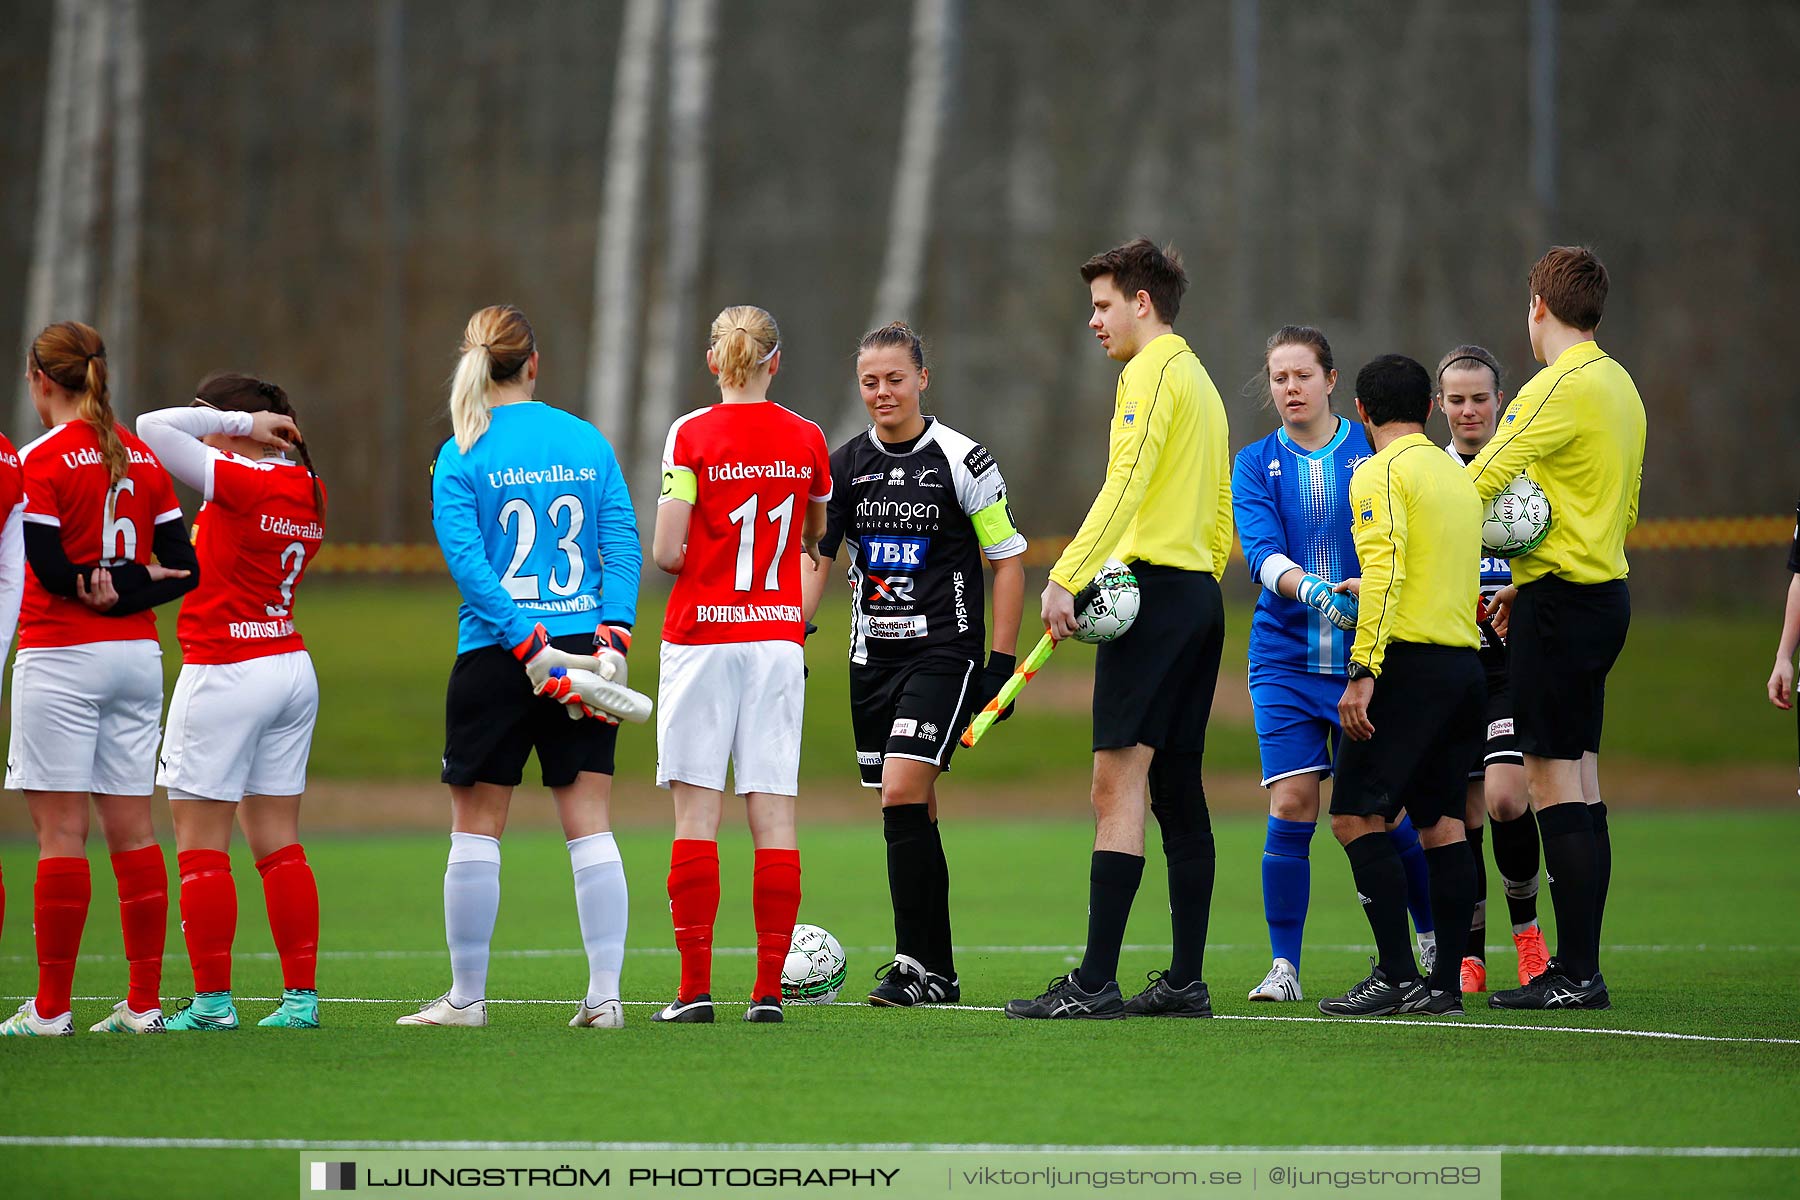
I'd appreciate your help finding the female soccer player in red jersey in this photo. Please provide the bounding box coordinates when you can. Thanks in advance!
[1,321,198,1038]
[652,305,832,1024]
[136,374,327,1031]
[0,430,24,945]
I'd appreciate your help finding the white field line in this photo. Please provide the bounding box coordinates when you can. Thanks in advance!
[7,941,1797,967]
[0,1135,1793,1159]
[10,994,1799,1047]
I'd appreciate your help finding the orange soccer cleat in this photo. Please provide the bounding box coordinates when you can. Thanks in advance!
[1460,956,1488,995]
[1513,924,1550,984]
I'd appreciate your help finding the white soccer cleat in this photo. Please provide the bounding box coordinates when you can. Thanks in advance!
[396,994,487,1027]
[568,998,623,1029]
[88,1000,165,1034]
[1,1000,74,1037]
[1248,958,1303,1002]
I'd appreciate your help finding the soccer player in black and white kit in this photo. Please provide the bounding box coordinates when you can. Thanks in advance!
[802,323,1026,1007]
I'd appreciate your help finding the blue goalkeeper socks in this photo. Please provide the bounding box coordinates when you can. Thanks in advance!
[1261,817,1315,970]
[1388,814,1436,936]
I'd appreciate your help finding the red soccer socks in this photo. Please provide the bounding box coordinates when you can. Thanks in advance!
[257,844,319,992]
[178,849,236,994]
[111,845,168,1013]
[668,840,721,1001]
[33,857,91,1018]
[752,848,801,1002]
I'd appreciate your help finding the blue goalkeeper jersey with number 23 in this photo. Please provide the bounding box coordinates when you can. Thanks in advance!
[431,401,642,654]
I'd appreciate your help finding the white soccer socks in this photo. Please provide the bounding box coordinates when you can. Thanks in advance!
[568,832,628,1009]
[445,832,502,1007]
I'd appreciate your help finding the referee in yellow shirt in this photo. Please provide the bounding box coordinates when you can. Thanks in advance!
[1319,354,1487,1018]
[1467,246,1644,1012]
[1004,238,1233,1021]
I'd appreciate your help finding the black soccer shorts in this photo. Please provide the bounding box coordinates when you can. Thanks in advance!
[1092,565,1224,753]
[1509,575,1631,760]
[442,633,618,788]
[1332,642,1486,827]
[849,653,980,788]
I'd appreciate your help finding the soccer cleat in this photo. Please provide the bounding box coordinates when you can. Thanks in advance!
[88,1000,165,1034]
[1317,959,1422,1018]
[1513,924,1550,985]
[1003,972,1126,1020]
[744,996,784,1023]
[868,955,959,1007]
[258,989,321,1029]
[651,994,715,1024]
[1248,958,1302,1002]
[164,993,239,1031]
[569,999,624,1029]
[396,994,487,1026]
[1122,971,1213,1018]
[1403,987,1466,1017]
[1,1000,74,1037]
[1460,956,1488,994]
[1488,969,1610,1011]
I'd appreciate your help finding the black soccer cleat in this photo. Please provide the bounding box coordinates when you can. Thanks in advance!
[868,955,961,1007]
[1317,959,1423,1017]
[1402,987,1466,1017]
[1488,969,1610,1011]
[1004,972,1126,1020]
[744,996,784,1023]
[652,994,715,1023]
[1122,971,1213,1018]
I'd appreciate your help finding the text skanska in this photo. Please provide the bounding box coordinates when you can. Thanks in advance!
[486,465,598,488]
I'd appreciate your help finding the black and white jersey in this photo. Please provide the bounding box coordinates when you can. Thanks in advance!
[820,417,1027,666]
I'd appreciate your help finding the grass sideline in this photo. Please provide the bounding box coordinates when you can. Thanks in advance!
[0,579,1776,783]
[0,810,1795,1199]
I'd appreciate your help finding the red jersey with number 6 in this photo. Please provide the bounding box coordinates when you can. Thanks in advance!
[659,401,831,646]
[17,421,184,648]
[178,453,327,664]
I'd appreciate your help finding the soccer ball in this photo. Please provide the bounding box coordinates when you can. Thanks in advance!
[1481,474,1553,558]
[781,923,847,1005]
[1071,559,1140,644]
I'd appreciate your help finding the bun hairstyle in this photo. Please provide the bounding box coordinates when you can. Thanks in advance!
[856,321,926,372]
[449,305,535,452]
[31,320,127,486]
[709,305,780,389]
[195,372,324,518]
[1435,344,1504,393]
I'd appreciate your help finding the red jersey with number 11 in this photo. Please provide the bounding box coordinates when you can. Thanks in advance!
[178,453,327,665]
[660,401,831,646]
[18,421,184,648]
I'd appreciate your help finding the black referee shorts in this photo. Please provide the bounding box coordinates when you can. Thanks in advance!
[1509,575,1631,760]
[1332,643,1485,827]
[442,633,619,788]
[1092,565,1224,754]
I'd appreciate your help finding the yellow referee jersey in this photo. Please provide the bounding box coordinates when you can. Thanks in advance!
[1049,333,1233,593]
[1348,433,1482,676]
[1465,340,1646,586]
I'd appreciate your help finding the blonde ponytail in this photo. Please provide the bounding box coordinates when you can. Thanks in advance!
[30,321,126,486]
[448,305,536,453]
[709,305,780,389]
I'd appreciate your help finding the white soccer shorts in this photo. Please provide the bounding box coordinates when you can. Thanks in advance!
[7,641,164,795]
[656,640,805,796]
[158,651,320,802]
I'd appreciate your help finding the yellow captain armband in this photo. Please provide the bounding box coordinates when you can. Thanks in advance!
[971,497,1018,547]
[660,467,697,504]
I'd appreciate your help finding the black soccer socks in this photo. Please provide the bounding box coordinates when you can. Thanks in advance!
[1590,801,1611,961]
[1076,851,1144,990]
[1424,841,1478,994]
[1162,832,1215,989]
[1344,832,1417,984]
[882,804,936,970]
[1465,825,1488,962]
[924,818,955,979]
[1489,809,1542,929]
[1538,802,1601,981]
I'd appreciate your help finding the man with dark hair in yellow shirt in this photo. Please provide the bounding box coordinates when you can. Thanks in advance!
[1467,246,1644,1012]
[1318,354,1487,1018]
[1005,238,1233,1021]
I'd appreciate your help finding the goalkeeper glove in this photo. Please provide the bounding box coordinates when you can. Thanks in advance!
[514,622,607,690]
[594,624,631,688]
[973,651,1018,723]
[1295,573,1358,632]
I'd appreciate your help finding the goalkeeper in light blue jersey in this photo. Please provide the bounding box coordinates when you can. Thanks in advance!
[404,304,641,1033]
[1231,326,1435,1005]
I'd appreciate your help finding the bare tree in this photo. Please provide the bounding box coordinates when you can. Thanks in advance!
[837,0,955,444]
[586,0,662,455]
[100,0,144,416]
[17,0,83,436]
[633,0,716,512]
[375,0,408,541]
